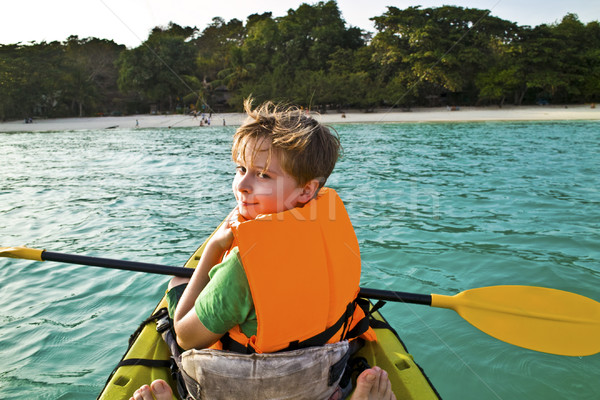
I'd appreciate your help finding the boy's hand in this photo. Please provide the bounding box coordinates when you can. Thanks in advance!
[209,207,240,253]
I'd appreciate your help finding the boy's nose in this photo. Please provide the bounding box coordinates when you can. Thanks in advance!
[235,174,252,193]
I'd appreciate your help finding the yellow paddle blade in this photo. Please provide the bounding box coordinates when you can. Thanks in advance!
[0,246,44,261]
[431,285,600,356]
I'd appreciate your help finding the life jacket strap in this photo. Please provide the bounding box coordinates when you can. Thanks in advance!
[363,300,401,339]
[222,298,371,354]
[343,298,372,340]
[156,312,196,400]
[219,331,253,353]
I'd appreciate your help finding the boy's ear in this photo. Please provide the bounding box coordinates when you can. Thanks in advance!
[297,179,321,204]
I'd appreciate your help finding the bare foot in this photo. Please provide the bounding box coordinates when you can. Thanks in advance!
[129,379,173,400]
[128,369,394,400]
[351,367,396,400]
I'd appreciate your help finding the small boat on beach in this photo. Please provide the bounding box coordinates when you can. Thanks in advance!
[97,230,440,399]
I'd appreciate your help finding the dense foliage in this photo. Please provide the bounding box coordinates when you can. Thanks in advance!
[1,2,598,120]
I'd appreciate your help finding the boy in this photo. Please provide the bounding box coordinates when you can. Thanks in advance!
[131,99,395,400]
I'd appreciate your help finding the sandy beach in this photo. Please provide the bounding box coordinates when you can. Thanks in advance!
[1,105,598,132]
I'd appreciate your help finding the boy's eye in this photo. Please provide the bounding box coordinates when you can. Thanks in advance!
[258,172,271,179]
[236,166,246,174]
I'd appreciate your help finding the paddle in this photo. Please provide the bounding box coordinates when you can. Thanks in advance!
[2,246,599,357]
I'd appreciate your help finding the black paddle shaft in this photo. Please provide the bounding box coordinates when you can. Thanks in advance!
[42,251,194,278]
[358,287,432,305]
[41,250,431,304]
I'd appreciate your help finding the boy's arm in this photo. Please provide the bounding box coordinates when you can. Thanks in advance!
[173,216,235,350]
[175,296,223,350]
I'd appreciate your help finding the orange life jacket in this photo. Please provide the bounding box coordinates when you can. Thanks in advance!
[215,187,376,354]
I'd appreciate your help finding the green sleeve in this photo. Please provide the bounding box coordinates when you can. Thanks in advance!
[194,247,257,336]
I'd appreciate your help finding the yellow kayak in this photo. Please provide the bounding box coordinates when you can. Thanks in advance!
[98,233,440,400]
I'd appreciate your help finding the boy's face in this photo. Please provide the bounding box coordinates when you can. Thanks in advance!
[232,139,304,220]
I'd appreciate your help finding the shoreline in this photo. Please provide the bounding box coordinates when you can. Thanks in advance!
[1,105,598,132]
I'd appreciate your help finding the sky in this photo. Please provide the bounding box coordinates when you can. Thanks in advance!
[1,0,598,48]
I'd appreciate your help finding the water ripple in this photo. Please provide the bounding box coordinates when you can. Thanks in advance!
[1,123,599,399]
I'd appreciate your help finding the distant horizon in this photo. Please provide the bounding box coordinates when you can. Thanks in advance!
[1,0,599,48]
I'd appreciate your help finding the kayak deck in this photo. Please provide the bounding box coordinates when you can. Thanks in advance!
[98,240,439,399]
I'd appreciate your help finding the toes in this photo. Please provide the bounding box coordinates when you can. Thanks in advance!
[130,384,156,400]
[150,379,173,400]
[131,385,149,400]
[351,367,396,400]
[371,367,383,393]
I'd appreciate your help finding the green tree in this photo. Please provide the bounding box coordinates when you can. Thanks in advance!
[580,21,600,102]
[371,6,520,105]
[194,17,245,82]
[117,23,198,112]
[234,1,366,108]
[63,36,124,116]
[475,32,527,106]
[242,13,279,74]
[0,45,24,120]
[274,1,362,73]
[216,47,256,90]
[516,14,597,103]
[0,42,67,119]
[1,5,598,118]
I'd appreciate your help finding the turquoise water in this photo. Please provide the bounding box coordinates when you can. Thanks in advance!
[1,121,599,399]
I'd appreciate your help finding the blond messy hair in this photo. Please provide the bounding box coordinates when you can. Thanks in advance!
[232,98,340,188]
